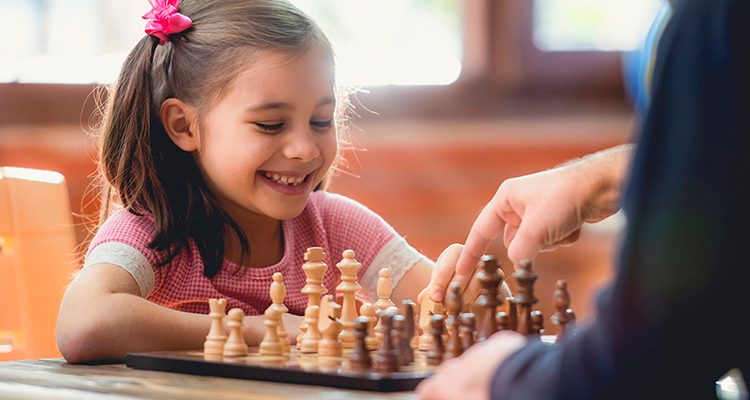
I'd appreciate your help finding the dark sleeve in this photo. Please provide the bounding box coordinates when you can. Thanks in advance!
[491,0,750,399]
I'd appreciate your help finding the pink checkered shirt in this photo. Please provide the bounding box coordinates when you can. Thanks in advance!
[84,191,425,316]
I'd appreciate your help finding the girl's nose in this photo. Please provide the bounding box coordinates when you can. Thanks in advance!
[283,127,320,162]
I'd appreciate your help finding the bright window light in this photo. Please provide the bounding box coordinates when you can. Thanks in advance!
[0,0,462,86]
[533,0,664,52]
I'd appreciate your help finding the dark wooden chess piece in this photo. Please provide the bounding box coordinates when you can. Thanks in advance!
[513,260,539,335]
[459,312,476,350]
[530,310,544,337]
[375,308,399,373]
[496,311,510,331]
[550,279,575,344]
[402,299,417,353]
[426,314,445,365]
[506,297,518,331]
[393,314,412,366]
[475,255,504,341]
[444,282,464,359]
[350,317,372,369]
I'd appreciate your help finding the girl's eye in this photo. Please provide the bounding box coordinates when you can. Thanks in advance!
[310,120,333,129]
[254,122,284,132]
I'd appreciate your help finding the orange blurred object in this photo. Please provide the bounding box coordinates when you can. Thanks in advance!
[0,167,78,360]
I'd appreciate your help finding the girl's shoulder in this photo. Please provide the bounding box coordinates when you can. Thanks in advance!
[88,209,157,257]
[306,190,387,224]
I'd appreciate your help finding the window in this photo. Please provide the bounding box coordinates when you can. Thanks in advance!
[0,0,462,86]
[533,0,665,51]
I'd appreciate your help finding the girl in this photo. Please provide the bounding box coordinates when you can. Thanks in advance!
[56,0,442,363]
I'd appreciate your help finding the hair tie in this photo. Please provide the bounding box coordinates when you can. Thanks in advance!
[143,0,192,45]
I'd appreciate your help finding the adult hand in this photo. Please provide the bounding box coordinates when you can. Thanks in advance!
[416,330,527,400]
[456,144,632,275]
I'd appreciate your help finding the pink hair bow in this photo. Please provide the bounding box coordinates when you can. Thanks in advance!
[143,0,192,45]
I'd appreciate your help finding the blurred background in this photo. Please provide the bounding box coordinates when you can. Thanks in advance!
[0,0,672,329]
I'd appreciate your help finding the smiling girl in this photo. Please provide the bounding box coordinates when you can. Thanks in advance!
[56,0,437,363]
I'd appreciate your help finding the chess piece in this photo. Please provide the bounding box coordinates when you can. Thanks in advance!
[318,294,343,356]
[496,311,510,331]
[475,255,504,341]
[426,314,445,365]
[259,306,283,356]
[204,298,227,355]
[350,316,372,370]
[298,247,329,349]
[506,297,518,331]
[336,249,362,348]
[531,310,544,336]
[300,305,322,354]
[444,282,463,359]
[270,272,290,352]
[459,312,476,350]
[224,308,249,357]
[393,314,412,366]
[373,269,396,341]
[360,303,380,350]
[418,294,443,351]
[402,300,418,355]
[513,260,538,335]
[550,279,575,343]
[375,308,399,373]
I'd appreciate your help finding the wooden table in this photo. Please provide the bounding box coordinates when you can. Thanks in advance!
[0,358,419,400]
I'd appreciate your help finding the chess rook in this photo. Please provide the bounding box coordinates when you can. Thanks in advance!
[204,298,227,355]
[336,249,362,348]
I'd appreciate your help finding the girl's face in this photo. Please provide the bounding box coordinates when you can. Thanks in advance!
[194,48,337,222]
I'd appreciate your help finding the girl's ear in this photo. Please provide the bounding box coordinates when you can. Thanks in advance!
[161,98,199,152]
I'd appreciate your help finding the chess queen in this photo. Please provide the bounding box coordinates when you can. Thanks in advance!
[57,0,438,363]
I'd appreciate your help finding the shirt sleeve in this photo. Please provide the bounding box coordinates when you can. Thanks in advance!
[82,210,161,298]
[491,0,750,398]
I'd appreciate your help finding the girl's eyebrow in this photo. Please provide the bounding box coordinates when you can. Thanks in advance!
[244,97,335,113]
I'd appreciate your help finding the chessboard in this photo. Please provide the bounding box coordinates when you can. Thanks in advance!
[126,248,573,392]
[126,347,436,392]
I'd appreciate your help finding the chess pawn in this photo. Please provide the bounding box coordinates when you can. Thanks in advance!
[300,305,322,354]
[336,249,362,348]
[270,272,291,352]
[224,308,249,357]
[459,312,476,350]
[373,269,395,341]
[375,308,399,373]
[513,260,539,335]
[531,310,544,336]
[551,279,575,343]
[204,298,227,355]
[402,300,418,355]
[506,297,518,331]
[393,314,413,366]
[444,282,464,360]
[318,294,343,356]
[259,306,283,356]
[350,317,372,370]
[496,311,510,331]
[298,247,329,349]
[426,314,445,365]
[360,303,380,350]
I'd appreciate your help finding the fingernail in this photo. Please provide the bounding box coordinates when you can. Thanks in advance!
[432,291,443,302]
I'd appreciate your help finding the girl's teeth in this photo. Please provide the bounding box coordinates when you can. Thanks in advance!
[263,172,305,186]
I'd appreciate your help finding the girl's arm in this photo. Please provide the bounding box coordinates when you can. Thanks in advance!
[56,263,301,363]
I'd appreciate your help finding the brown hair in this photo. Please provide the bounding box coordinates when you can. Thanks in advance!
[96,0,345,278]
